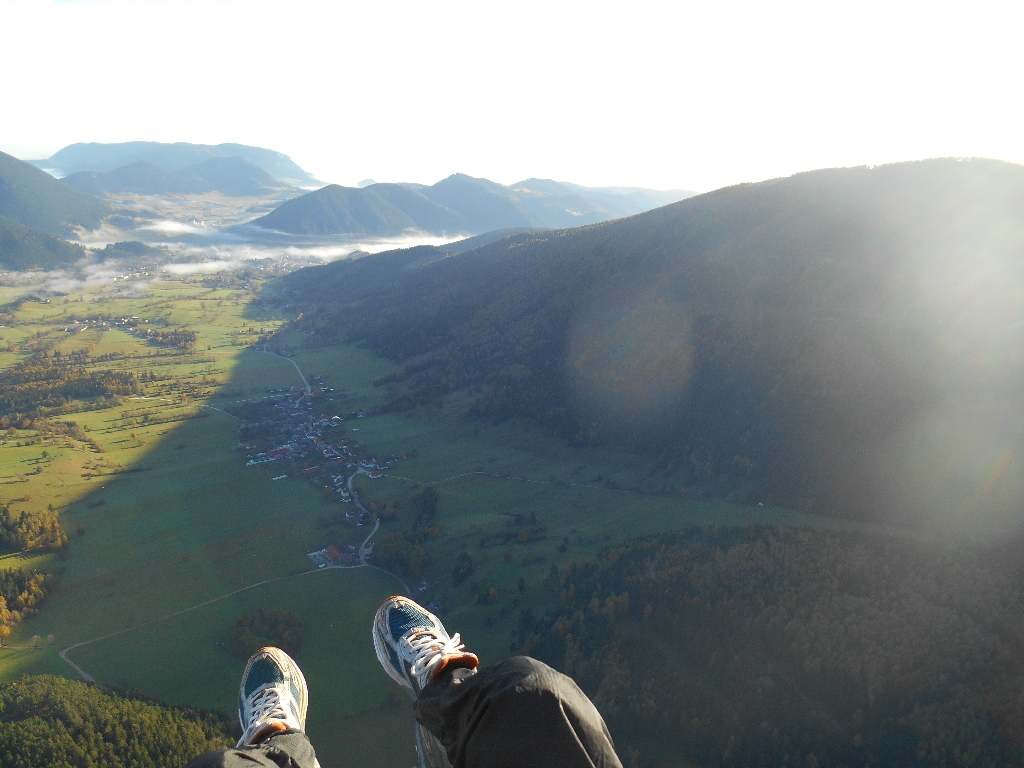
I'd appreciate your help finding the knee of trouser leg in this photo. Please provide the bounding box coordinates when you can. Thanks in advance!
[494,655,558,682]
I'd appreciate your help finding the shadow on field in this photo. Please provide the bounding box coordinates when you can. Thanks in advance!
[28,338,414,768]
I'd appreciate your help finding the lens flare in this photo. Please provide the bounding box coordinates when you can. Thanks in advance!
[567,280,694,435]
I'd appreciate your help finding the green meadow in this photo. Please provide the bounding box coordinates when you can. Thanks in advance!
[0,276,884,767]
[0,279,423,766]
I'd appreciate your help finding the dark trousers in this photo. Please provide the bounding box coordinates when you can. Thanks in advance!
[186,656,622,768]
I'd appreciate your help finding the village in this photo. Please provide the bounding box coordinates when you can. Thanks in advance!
[230,376,403,567]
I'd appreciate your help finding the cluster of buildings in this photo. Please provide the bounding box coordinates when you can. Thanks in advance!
[62,315,143,333]
[241,388,399,494]
[306,543,360,568]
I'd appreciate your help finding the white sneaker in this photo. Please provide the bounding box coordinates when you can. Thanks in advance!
[236,646,308,747]
[372,596,479,698]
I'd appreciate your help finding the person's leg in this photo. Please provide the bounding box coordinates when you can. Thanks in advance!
[415,656,621,768]
[185,647,320,768]
[185,732,317,768]
[373,595,622,768]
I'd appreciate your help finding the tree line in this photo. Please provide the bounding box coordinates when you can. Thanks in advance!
[0,351,141,424]
[0,569,50,644]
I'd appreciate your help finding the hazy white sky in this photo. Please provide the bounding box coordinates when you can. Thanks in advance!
[2,0,1021,192]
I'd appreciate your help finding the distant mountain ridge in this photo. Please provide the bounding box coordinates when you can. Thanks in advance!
[252,173,694,236]
[34,142,320,188]
[62,157,284,198]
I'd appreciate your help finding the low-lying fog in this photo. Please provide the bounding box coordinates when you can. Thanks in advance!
[4,229,465,296]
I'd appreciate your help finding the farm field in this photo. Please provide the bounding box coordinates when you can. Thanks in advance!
[0,276,889,767]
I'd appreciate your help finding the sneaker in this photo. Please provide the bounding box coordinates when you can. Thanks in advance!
[237,646,308,747]
[373,596,479,697]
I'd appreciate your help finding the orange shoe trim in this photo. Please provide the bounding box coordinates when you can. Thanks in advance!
[431,652,480,680]
[250,721,289,745]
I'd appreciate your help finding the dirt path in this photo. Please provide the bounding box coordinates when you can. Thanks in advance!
[56,469,405,681]
[58,569,328,681]
[261,346,311,392]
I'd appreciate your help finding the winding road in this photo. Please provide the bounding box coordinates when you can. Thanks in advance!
[262,345,311,392]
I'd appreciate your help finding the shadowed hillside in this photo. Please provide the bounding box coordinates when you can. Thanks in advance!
[0,214,88,270]
[526,526,1024,768]
[0,151,108,237]
[280,158,1024,535]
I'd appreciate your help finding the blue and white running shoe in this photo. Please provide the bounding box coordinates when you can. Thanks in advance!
[237,646,308,747]
[373,596,479,698]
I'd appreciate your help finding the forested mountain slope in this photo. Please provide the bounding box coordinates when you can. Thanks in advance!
[0,151,108,236]
[0,213,89,270]
[63,160,199,196]
[421,173,541,231]
[255,183,467,236]
[185,156,283,196]
[530,526,1024,767]
[281,158,1024,530]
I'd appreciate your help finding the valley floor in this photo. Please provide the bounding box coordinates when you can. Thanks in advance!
[0,282,922,767]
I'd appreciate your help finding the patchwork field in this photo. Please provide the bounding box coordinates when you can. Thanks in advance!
[0,276,890,767]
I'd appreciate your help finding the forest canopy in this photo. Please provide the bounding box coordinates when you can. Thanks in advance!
[0,675,231,767]
[0,350,140,424]
[518,526,1024,768]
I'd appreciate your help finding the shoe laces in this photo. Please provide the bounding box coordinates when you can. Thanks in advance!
[238,685,295,747]
[407,628,467,688]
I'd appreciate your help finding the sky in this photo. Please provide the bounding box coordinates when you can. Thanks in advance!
[2,0,1022,192]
